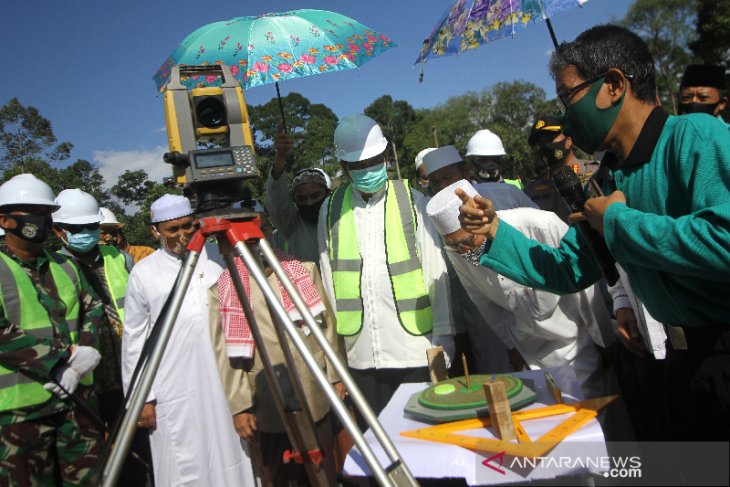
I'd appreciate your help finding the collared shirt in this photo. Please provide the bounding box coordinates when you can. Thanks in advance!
[317,182,452,369]
[0,243,103,424]
[483,108,730,326]
[265,171,320,263]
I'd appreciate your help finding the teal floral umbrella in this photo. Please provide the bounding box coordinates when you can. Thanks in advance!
[153,9,396,93]
[415,0,588,68]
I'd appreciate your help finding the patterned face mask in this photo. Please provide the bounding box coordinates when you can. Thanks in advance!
[4,214,53,243]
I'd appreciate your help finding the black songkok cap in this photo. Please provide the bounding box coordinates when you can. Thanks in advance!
[680,64,726,89]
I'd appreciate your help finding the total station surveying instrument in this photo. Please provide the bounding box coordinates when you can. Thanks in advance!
[101,65,418,487]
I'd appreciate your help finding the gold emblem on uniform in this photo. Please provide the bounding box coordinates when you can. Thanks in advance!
[554,149,563,159]
[535,120,545,129]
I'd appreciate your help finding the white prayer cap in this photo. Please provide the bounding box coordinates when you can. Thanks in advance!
[426,179,479,236]
[422,145,462,176]
[150,194,193,223]
[415,148,437,170]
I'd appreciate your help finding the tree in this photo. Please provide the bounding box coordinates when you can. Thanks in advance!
[57,160,109,205]
[364,95,417,179]
[248,92,338,198]
[0,98,72,171]
[489,81,552,179]
[401,81,550,183]
[621,0,698,114]
[689,0,730,66]
[111,170,156,207]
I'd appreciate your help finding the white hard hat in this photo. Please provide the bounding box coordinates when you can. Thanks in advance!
[0,173,59,210]
[334,114,388,163]
[52,189,103,225]
[465,129,506,157]
[99,207,124,226]
[415,148,437,170]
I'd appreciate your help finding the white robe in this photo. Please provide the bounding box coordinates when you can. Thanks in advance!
[122,248,256,486]
[449,208,613,399]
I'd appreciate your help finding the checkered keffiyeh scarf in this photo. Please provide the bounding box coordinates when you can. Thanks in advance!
[217,249,325,358]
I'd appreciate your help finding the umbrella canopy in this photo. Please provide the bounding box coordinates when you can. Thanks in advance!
[415,0,588,65]
[154,9,396,93]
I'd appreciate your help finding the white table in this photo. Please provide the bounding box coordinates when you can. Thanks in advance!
[343,367,609,485]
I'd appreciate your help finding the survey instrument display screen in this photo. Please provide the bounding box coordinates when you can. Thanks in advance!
[194,150,235,168]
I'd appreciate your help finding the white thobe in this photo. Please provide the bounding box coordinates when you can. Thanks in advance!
[122,248,256,486]
[318,182,453,369]
[449,208,613,398]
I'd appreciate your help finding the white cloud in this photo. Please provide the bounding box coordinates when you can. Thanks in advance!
[93,146,171,186]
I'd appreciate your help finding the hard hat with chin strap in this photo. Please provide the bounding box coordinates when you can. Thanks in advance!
[466,129,506,157]
[52,189,103,225]
[334,114,388,163]
[0,174,59,210]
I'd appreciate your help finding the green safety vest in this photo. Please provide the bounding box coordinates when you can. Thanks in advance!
[99,245,128,323]
[0,250,90,412]
[327,180,432,336]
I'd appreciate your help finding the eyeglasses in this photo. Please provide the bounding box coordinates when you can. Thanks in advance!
[556,72,634,114]
[445,233,478,254]
[58,222,100,233]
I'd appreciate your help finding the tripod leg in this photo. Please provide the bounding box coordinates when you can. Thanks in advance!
[257,239,419,487]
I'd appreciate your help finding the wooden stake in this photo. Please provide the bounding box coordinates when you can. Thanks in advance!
[483,377,517,441]
[426,347,448,384]
[462,353,471,389]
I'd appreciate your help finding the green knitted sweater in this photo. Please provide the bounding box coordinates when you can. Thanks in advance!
[481,111,730,326]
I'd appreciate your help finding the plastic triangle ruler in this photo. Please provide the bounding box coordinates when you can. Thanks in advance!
[400,395,617,458]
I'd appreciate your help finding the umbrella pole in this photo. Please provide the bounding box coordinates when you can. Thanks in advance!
[545,17,559,50]
[275,82,288,133]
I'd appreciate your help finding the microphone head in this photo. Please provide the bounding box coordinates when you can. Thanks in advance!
[552,165,582,192]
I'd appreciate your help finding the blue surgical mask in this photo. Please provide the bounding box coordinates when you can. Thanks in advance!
[65,228,100,253]
[348,164,388,194]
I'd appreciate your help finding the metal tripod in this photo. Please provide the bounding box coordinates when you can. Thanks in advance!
[102,212,419,487]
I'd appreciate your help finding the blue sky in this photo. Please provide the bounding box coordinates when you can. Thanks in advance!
[1,0,633,186]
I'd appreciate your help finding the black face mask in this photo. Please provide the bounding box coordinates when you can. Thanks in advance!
[4,214,53,243]
[678,102,720,116]
[538,139,570,168]
[297,200,325,225]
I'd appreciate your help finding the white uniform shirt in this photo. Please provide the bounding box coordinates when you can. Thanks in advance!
[318,182,452,369]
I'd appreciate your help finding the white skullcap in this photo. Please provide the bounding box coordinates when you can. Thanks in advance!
[150,194,193,223]
[426,179,479,236]
[415,148,437,170]
[422,145,462,176]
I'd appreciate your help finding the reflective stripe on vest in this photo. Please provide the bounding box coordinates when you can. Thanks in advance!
[328,180,432,336]
[0,251,87,412]
[100,245,128,323]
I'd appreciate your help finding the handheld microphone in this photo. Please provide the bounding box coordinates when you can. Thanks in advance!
[553,166,619,286]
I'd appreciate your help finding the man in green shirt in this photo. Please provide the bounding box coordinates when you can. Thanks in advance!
[457,25,730,440]
[0,174,105,484]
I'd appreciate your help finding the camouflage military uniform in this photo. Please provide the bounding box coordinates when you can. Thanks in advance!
[0,243,104,486]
